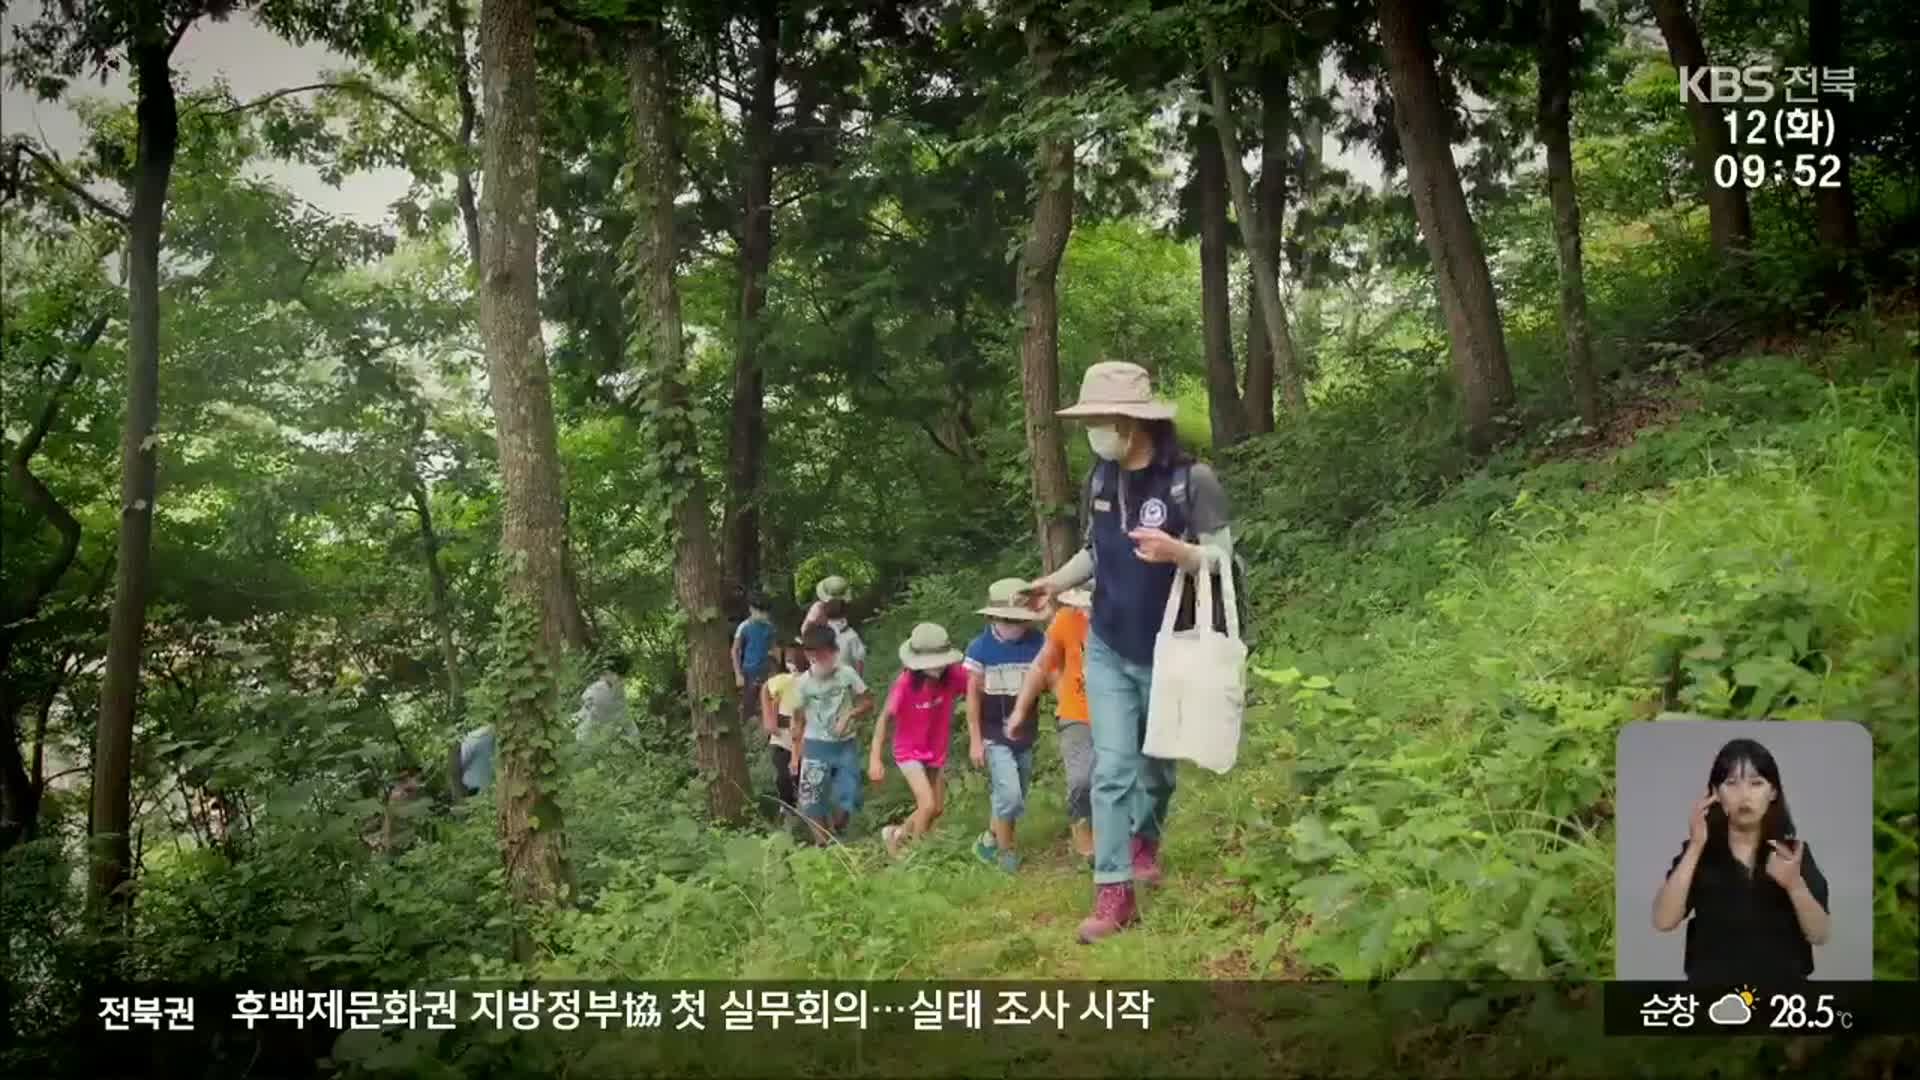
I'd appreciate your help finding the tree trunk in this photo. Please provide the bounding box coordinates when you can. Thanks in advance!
[1242,55,1291,434]
[1539,0,1602,429]
[627,24,753,826]
[445,0,483,266]
[1808,0,1857,300]
[1376,0,1516,453]
[1205,59,1305,419]
[90,36,177,923]
[1,318,100,851]
[477,0,579,939]
[1194,114,1245,449]
[1017,15,1077,573]
[1649,0,1752,257]
[722,0,779,605]
[408,474,467,802]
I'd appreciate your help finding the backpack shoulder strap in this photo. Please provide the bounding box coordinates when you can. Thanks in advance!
[1170,462,1194,541]
[1080,461,1111,550]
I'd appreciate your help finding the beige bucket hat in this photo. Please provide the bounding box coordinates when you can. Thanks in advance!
[977,577,1047,622]
[1056,360,1176,421]
[898,622,964,671]
[815,575,850,602]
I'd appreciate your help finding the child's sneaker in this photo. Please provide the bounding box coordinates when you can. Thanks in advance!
[973,831,999,867]
[1130,834,1163,884]
[882,824,905,858]
[1076,883,1138,944]
[996,848,1021,873]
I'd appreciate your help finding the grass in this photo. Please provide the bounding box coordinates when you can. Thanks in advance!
[809,311,1918,985]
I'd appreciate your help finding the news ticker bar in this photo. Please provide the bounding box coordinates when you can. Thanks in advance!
[85,981,1920,1040]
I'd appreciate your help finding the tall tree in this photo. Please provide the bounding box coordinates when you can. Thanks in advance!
[1807,0,1858,260]
[1648,0,1751,256]
[1016,11,1077,571]
[1241,54,1290,435]
[476,0,581,928]
[1192,111,1245,448]
[721,0,780,603]
[1376,0,1515,453]
[626,18,753,824]
[1205,58,1306,420]
[1539,0,1601,428]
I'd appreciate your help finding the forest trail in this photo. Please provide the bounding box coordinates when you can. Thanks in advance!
[828,741,1274,981]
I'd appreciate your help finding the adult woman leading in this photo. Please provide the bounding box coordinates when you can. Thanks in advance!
[1023,361,1233,944]
[1651,737,1831,983]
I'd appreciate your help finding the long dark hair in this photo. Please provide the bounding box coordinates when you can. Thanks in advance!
[1702,737,1797,877]
[1142,418,1195,468]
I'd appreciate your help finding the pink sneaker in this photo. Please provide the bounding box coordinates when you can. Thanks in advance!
[1130,835,1163,884]
[1076,883,1138,944]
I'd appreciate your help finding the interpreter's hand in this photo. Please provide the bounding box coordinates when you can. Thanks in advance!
[1687,792,1713,851]
[1766,838,1805,890]
[735,672,746,689]
[1128,527,1190,566]
[1018,580,1061,611]
[969,740,986,769]
[868,759,885,784]
[791,755,803,777]
[1005,709,1026,740]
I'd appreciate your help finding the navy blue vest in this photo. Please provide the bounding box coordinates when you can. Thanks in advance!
[1087,459,1189,666]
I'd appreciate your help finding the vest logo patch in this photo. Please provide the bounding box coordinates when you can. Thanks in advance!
[1092,498,1113,512]
[1140,497,1168,529]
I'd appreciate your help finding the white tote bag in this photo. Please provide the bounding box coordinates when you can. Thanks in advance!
[1142,553,1246,774]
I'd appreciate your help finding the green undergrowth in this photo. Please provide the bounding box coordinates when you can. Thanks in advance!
[316,314,1920,1077]
[526,312,1917,986]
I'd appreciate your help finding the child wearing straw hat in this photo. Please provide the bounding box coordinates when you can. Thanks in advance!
[869,623,968,857]
[1007,585,1095,861]
[965,578,1049,873]
[801,575,851,636]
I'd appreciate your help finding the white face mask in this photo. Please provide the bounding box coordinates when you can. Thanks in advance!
[1087,424,1127,461]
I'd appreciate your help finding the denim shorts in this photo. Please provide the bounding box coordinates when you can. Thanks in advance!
[984,742,1034,822]
[797,737,862,820]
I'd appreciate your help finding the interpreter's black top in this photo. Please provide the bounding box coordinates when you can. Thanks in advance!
[1667,839,1829,984]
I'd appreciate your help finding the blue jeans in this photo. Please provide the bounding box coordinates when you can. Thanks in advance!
[1084,630,1177,885]
[984,742,1034,822]
[797,738,862,821]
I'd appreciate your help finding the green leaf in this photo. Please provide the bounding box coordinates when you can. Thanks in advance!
[1254,665,1302,686]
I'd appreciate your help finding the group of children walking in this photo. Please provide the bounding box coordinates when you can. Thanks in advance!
[741,574,1095,867]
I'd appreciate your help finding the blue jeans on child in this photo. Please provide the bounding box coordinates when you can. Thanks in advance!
[984,741,1034,822]
[1084,629,1177,886]
[797,737,862,821]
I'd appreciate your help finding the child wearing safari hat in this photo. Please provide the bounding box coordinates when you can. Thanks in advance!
[966,578,1049,872]
[869,623,968,857]
[1008,585,1095,861]
[801,575,851,635]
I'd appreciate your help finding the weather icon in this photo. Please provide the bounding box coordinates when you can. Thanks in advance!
[1709,987,1757,1026]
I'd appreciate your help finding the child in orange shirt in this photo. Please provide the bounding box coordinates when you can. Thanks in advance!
[1007,587,1093,859]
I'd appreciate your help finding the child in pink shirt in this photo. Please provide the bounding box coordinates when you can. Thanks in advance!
[869,622,967,857]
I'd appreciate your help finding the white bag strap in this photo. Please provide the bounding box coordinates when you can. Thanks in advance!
[1216,547,1241,643]
[1194,553,1217,639]
[1159,564,1190,636]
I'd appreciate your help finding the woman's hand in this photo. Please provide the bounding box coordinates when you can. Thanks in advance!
[1005,708,1026,740]
[1128,527,1191,566]
[867,759,885,784]
[790,754,803,777]
[1018,580,1061,611]
[969,738,986,769]
[734,672,746,689]
[1766,839,1805,890]
[1687,792,1713,851]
